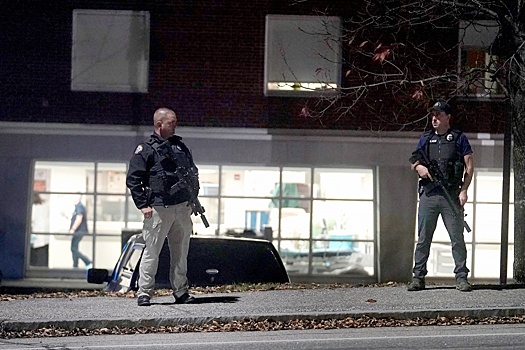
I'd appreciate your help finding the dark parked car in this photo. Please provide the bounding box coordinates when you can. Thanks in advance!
[88,233,290,292]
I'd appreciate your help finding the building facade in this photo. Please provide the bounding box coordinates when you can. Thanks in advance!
[0,1,510,285]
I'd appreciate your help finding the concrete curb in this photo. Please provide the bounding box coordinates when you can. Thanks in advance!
[3,307,525,332]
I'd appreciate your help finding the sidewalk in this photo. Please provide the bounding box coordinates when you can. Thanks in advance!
[2,283,525,332]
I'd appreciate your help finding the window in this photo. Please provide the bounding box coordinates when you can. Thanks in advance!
[71,9,150,92]
[219,165,281,237]
[459,21,504,98]
[265,15,342,97]
[29,161,138,272]
[472,170,514,278]
[29,162,375,278]
[192,165,220,235]
[416,169,514,279]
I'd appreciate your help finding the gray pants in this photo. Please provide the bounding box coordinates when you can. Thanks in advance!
[413,190,469,280]
[138,202,193,298]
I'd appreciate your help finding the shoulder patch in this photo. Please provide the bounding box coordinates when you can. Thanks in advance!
[134,144,144,154]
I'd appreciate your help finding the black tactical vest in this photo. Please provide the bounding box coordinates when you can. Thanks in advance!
[145,138,176,196]
[423,129,465,189]
[146,136,195,205]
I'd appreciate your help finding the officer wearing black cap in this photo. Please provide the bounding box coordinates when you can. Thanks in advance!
[126,107,199,306]
[408,101,474,292]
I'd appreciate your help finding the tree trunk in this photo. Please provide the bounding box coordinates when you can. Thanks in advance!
[514,141,525,282]
[512,47,525,282]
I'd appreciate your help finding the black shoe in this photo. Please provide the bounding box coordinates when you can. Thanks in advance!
[137,295,151,306]
[456,278,472,292]
[174,292,196,304]
[407,277,425,291]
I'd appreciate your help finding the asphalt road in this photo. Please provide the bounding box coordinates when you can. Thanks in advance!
[3,324,525,349]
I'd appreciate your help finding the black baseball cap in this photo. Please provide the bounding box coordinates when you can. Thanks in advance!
[428,101,452,115]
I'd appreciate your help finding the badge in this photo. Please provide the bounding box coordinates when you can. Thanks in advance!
[134,144,143,154]
[446,134,454,142]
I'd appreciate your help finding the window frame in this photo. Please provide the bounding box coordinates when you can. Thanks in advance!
[264,14,343,97]
[71,9,150,93]
[28,161,376,278]
[458,20,504,99]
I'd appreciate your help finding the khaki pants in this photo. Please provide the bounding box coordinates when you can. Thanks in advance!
[138,202,193,298]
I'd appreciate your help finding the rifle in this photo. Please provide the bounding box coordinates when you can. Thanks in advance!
[170,166,210,228]
[159,140,210,228]
[416,149,471,232]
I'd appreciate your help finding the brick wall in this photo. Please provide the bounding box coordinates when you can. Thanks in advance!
[0,0,505,133]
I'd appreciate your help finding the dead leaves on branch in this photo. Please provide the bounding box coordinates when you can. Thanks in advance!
[355,41,405,63]
[372,44,393,62]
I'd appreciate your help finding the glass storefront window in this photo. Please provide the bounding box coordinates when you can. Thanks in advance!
[34,161,94,192]
[30,161,127,271]
[28,159,517,281]
[275,168,375,277]
[311,200,374,241]
[417,169,514,279]
[32,193,95,234]
[31,191,96,269]
[473,244,514,278]
[280,238,374,276]
[96,195,126,234]
[220,198,274,236]
[29,161,376,279]
[280,167,312,198]
[309,200,374,275]
[96,163,128,194]
[314,168,373,199]
[476,170,514,203]
[475,203,514,243]
[198,165,220,195]
[271,199,311,240]
[221,166,280,197]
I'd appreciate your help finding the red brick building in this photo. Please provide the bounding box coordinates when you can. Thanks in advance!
[1,1,505,131]
[0,1,509,286]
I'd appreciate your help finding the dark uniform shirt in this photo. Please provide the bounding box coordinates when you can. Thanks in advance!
[410,128,473,195]
[126,133,198,209]
[414,129,472,160]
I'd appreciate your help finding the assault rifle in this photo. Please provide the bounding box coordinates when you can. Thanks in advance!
[171,166,210,228]
[159,139,210,228]
[417,149,471,232]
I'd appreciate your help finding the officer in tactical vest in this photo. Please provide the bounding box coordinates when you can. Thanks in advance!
[408,101,475,292]
[126,107,199,306]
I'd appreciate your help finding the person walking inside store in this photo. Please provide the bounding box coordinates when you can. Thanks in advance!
[68,194,92,269]
[126,107,199,306]
[408,100,474,292]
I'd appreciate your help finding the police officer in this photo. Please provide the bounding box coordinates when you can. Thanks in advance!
[126,107,198,306]
[408,101,474,292]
